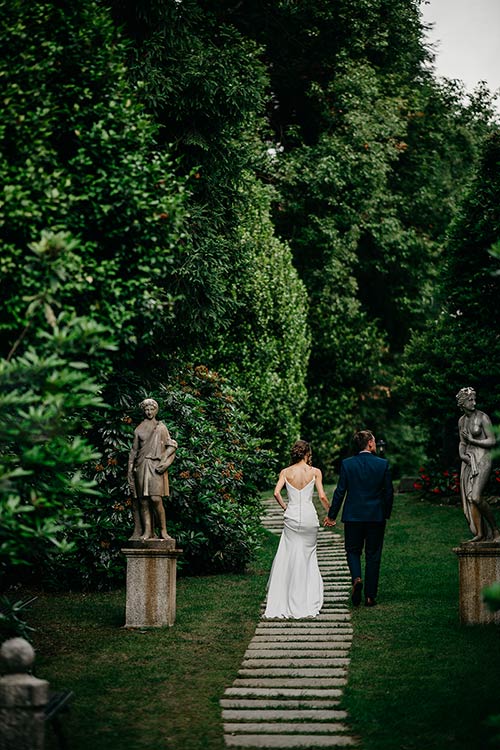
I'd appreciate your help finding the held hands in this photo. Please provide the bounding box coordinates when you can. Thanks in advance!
[323,517,336,527]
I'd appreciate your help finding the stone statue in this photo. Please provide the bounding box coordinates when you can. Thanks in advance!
[456,387,500,543]
[127,398,177,541]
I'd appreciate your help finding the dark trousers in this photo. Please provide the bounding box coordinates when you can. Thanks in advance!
[344,521,386,599]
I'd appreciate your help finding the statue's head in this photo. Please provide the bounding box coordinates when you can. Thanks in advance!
[456,387,476,409]
[140,398,159,418]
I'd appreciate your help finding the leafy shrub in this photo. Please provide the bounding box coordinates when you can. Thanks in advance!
[0,318,110,589]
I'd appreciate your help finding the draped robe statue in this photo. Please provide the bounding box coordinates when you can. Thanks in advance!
[127,399,177,541]
[456,387,500,543]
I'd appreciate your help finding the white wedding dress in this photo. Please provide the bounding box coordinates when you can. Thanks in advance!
[264,477,324,619]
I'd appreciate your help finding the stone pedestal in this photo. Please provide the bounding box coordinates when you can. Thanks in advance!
[0,638,49,750]
[122,540,182,628]
[453,542,500,625]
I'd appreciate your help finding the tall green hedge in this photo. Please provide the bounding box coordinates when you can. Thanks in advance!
[398,132,500,464]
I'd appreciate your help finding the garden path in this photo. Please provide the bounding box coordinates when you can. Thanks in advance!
[220,493,358,748]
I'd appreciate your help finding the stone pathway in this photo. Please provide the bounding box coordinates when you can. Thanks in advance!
[221,494,358,748]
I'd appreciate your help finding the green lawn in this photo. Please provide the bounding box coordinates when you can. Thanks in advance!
[24,491,500,750]
[29,529,279,750]
[345,492,500,750]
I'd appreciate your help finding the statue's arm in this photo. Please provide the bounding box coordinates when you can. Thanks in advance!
[127,432,139,492]
[155,425,178,474]
[458,417,471,462]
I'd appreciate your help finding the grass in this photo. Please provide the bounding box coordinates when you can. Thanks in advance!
[28,528,279,750]
[344,492,500,750]
[18,490,500,750]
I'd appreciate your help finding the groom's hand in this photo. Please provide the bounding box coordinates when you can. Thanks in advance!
[323,517,336,527]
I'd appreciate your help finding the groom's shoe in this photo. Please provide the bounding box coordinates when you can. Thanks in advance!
[365,597,377,607]
[351,578,363,606]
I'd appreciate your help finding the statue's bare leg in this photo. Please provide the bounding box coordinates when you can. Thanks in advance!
[476,499,500,541]
[140,497,153,540]
[468,502,484,542]
[129,498,143,540]
[151,496,172,540]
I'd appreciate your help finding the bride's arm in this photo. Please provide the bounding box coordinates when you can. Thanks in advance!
[314,468,331,513]
[273,469,287,510]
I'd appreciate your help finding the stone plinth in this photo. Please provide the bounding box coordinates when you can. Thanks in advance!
[453,542,500,625]
[0,638,49,750]
[122,540,182,628]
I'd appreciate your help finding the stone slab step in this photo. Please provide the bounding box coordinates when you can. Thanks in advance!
[252,634,353,642]
[262,615,350,623]
[246,650,350,660]
[252,629,353,637]
[242,659,350,668]
[320,599,349,604]
[251,631,351,641]
[224,722,349,734]
[253,633,352,640]
[232,678,348,688]
[247,642,352,651]
[252,633,352,641]
[253,626,352,633]
[252,636,352,643]
[220,700,342,710]
[224,733,357,747]
[255,623,352,631]
[255,624,350,633]
[238,668,347,678]
[222,710,348,721]
[224,688,343,699]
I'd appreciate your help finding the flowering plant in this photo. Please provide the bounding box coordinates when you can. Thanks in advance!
[413,465,460,500]
[413,464,500,502]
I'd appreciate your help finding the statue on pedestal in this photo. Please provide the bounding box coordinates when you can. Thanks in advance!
[127,398,177,541]
[456,387,500,543]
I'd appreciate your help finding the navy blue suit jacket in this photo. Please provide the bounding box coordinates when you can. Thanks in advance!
[328,451,394,523]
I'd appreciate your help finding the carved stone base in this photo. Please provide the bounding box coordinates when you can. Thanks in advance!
[453,542,500,625]
[122,543,182,628]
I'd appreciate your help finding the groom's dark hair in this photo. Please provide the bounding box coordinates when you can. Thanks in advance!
[353,430,374,452]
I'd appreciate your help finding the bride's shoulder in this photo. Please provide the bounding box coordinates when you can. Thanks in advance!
[312,465,322,477]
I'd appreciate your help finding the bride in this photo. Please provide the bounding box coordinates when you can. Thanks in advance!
[264,440,332,619]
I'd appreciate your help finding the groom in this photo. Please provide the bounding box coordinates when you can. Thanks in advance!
[324,430,393,607]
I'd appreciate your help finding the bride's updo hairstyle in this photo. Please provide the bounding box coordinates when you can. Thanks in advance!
[290,439,311,464]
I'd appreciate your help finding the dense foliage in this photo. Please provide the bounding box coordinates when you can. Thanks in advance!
[0,0,283,585]
[190,0,498,474]
[0,0,187,371]
[0,321,107,587]
[108,0,310,459]
[398,132,500,464]
[1,0,500,588]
